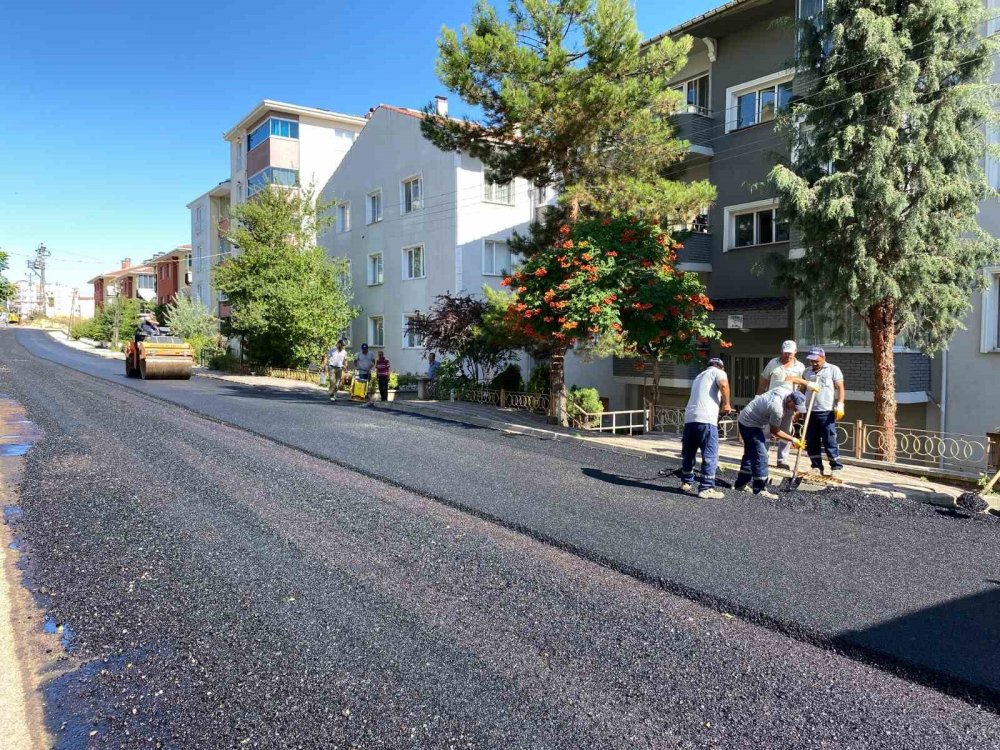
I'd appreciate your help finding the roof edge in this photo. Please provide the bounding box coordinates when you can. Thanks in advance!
[223,100,367,141]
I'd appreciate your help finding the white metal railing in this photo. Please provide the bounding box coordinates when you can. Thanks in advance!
[569,407,647,434]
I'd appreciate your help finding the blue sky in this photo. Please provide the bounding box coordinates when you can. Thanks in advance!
[0,0,721,288]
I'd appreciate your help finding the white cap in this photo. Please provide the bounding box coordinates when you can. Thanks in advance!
[781,340,797,354]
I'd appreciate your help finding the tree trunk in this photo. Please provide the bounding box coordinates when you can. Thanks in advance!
[869,300,897,462]
[650,358,662,416]
[549,346,568,426]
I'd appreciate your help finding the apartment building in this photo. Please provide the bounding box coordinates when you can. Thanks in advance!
[187,181,231,315]
[316,101,619,396]
[89,259,156,309]
[150,244,192,306]
[188,100,368,318]
[617,0,935,429]
[223,99,367,209]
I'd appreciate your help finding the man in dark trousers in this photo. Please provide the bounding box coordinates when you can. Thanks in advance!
[678,358,733,500]
[802,347,846,475]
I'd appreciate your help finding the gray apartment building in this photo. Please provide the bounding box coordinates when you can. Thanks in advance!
[619,0,934,430]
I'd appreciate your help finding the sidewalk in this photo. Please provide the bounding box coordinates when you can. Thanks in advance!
[379,398,974,507]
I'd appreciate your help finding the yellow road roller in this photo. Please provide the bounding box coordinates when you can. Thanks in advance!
[124,333,194,380]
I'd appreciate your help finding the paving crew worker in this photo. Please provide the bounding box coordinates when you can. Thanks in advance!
[802,347,846,475]
[735,387,816,498]
[354,343,375,382]
[758,340,805,470]
[321,339,348,402]
[678,358,733,500]
[138,314,160,337]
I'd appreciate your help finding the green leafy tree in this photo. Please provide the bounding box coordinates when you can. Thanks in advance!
[502,217,724,422]
[164,295,219,356]
[0,248,13,307]
[770,0,999,458]
[422,0,715,421]
[216,185,356,367]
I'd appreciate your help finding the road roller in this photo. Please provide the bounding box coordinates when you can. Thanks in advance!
[124,330,194,380]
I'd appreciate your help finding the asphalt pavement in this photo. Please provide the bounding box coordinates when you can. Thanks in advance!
[3,329,1000,747]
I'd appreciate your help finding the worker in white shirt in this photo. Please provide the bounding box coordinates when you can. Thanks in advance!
[321,339,348,401]
[757,340,806,470]
[802,347,846,474]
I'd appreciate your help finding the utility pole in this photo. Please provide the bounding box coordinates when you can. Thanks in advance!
[68,287,78,336]
[111,279,124,350]
[34,243,51,318]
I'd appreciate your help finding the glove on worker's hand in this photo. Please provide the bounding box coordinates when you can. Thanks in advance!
[835,402,845,421]
[806,381,821,393]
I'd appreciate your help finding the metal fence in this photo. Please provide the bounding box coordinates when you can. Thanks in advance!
[569,408,647,435]
[436,384,551,415]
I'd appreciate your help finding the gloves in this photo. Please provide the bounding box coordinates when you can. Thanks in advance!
[805,381,821,393]
[835,402,845,421]
[792,438,805,451]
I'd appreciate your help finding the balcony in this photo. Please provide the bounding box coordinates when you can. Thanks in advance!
[612,357,698,383]
[674,108,715,157]
[675,230,712,270]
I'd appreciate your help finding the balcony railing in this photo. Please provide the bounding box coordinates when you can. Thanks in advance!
[674,110,715,153]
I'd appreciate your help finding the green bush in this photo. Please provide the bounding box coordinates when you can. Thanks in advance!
[69,318,100,340]
[568,386,603,416]
[490,363,523,392]
[527,363,550,394]
[396,372,419,388]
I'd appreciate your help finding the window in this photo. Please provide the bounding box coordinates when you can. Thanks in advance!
[195,206,203,236]
[401,176,423,213]
[338,260,352,293]
[247,117,300,151]
[726,71,795,131]
[336,202,351,233]
[725,200,789,249]
[367,190,383,224]
[367,253,383,286]
[988,0,1000,36]
[403,315,424,349]
[483,239,512,276]
[235,139,243,171]
[673,73,710,115]
[248,167,299,196]
[137,274,155,291]
[370,316,384,347]
[402,245,425,280]
[484,177,514,205]
[981,266,1000,353]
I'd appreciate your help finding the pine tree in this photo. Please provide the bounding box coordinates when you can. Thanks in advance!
[770,0,999,458]
[423,0,715,423]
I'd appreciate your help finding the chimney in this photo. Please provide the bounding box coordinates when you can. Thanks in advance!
[434,96,448,117]
[121,258,131,269]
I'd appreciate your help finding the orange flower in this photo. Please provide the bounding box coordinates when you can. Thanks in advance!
[559,282,570,291]
[720,340,733,349]
[581,252,592,261]
[500,277,512,287]
[562,320,578,330]
[589,305,601,314]
[611,322,622,331]
[606,250,618,257]
[534,268,548,277]
[543,289,556,301]
[543,316,554,323]
[633,362,646,372]
[559,225,571,236]
[671,242,684,251]
[562,240,574,249]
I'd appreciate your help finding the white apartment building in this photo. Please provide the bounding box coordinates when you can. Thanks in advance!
[187,181,231,315]
[223,99,367,209]
[318,102,624,403]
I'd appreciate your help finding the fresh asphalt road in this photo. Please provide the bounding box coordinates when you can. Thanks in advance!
[2,330,1000,747]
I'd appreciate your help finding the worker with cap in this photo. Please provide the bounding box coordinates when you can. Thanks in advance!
[735,386,818,498]
[802,347,846,474]
[758,340,805,470]
[678,358,733,500]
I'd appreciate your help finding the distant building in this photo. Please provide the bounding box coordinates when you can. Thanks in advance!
[149,245,192,306]
[88,259,156,309]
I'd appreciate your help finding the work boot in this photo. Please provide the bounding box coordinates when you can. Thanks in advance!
[776,462,791,471]
[698,488,724,500]
[757,489,780,500]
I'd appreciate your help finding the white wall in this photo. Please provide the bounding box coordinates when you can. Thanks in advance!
[189,194,213,312]
[298,115,360,195]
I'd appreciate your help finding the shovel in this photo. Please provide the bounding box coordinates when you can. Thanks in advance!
[779,389,815,492]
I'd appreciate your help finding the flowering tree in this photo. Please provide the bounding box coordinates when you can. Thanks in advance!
[502,216,725,423]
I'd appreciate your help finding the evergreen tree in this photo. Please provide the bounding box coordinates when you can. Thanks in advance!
[770,0,999,458]
[216,185,356,367]
[0,249,13,306]
[423,0,715,423]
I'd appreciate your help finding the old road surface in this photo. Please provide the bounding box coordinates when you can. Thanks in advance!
[2,328,999,748]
